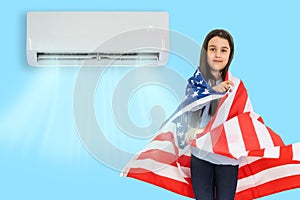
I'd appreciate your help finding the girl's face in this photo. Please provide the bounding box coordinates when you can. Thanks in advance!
[207,36,231,75]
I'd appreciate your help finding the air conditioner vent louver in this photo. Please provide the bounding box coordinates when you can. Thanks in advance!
[36,52,160,66]
[37,52,159,61]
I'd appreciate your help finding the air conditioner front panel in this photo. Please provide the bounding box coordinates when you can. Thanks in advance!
[27,11,169,66]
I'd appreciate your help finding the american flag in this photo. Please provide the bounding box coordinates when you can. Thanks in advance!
[121,70,300,199]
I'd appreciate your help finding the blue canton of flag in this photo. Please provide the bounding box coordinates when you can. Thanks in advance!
[169,69,223,149]
[185,69,212,101]
[160,69,224,149]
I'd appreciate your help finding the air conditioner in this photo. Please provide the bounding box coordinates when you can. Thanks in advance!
[26,11,169,67]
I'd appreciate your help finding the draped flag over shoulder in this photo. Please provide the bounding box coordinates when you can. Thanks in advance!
[121,69,300,199]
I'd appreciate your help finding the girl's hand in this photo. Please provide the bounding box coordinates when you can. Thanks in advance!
[185,128,204,142]
[212,80,234,93]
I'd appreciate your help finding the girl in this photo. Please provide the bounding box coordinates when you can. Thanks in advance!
[189,29,237,200]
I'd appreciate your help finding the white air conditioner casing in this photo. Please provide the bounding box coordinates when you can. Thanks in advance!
[26,11,169,66]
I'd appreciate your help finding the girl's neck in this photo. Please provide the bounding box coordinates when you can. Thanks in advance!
[210,70,222,81]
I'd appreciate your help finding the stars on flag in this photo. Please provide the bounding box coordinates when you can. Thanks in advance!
[176,122,182,129]
[191,90,199,97]
[195,69,201,77]
[202,88,210,94]
[177,131,185,138]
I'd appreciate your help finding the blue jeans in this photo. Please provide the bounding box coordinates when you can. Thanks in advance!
[190,155,239,200]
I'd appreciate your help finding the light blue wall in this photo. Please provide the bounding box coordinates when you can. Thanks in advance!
[1,1,300,199]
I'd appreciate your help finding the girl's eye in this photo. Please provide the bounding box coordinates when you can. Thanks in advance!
[209,48,216,52]
[222,49,227,53]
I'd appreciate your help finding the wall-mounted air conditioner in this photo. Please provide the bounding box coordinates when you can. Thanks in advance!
[26,11,169,67]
